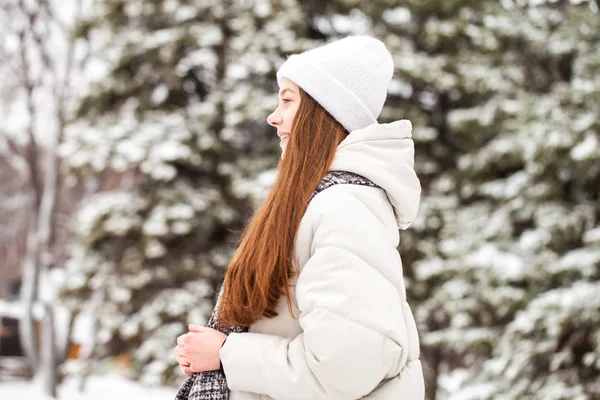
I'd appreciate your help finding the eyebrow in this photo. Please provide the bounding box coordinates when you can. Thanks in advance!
[279,88,296,97]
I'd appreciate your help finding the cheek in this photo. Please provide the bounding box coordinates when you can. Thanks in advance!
[286,105,300,125]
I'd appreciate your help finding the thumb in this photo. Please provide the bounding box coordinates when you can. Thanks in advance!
[189,324,206,333]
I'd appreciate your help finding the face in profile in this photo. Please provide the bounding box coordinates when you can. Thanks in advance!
[267,78,301,157]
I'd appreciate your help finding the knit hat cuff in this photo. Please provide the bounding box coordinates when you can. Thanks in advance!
[277,56,377,133]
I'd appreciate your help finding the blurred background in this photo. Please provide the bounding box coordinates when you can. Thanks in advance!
[0,0,599,399]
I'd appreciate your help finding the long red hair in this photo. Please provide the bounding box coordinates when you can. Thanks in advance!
[218,88,348,326]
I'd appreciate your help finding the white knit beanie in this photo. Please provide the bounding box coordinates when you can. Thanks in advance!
[276,35,394,134]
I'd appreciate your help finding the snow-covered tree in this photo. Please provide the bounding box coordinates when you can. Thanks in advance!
[54,0,600,395]
[1,0,88,395]
[56,0,325,386]
[356,1,600,398]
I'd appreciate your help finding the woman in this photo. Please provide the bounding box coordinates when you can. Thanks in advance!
[174,35,424,399]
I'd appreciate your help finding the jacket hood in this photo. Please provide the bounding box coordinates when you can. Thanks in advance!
[328,119,421,230]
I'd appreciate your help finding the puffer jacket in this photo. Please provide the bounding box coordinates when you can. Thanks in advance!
[220,120,424,400]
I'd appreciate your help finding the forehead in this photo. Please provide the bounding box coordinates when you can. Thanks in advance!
[279,78,299,95]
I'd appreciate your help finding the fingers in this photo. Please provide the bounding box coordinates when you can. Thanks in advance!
[179,364,193,375]
[189,363,198,373]
[176,355,190,367]
[174,345,186,357]
[176,332,193,375]
[188,324,206,333]
[173,345,189,365]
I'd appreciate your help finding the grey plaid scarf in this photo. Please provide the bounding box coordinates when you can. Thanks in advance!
[175,171,379,400]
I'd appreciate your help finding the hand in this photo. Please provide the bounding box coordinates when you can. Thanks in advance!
[178,324,228,373]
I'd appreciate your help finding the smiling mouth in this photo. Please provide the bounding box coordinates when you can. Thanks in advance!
[280,134,289,142]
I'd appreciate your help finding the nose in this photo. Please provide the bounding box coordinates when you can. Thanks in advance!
[267,111,282,127]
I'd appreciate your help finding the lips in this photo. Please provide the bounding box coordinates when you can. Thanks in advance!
[278,132,289,141]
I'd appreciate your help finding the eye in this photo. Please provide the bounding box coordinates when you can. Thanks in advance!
[282,98,292,103]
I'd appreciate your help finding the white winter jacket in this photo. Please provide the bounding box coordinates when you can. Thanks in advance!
[220,120,424,400]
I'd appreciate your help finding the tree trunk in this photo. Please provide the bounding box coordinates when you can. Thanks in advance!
[37,100,62,398]
[57,311,75,370]
[78,289,104,393]
[19,222,40,371]
[8,0,83,393]
[42,303,57,398]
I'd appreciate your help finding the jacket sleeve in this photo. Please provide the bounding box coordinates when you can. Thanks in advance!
[220,188,408,400]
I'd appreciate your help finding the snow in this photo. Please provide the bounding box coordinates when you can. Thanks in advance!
[439,368,471,394]
[423,326,497,348]
[447,381,498,400]
[387,78,413,99]
[583,227,600,244]
[71,312,94,345]
[143,217,170,236]
[151,84,169,105]
[0,299,45,320]
[227,63,250,80]
[519,229,550,250]
[570,132,598,161]
[382,7,411,25]
[145,239,167,259]
[333,10,372,35]
[0,375,176,400]
[466,244,525,281]
[253,0,272,18]
[555,248,600,277]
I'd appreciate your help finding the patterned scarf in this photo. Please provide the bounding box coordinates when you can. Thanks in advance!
[175,171,379,400]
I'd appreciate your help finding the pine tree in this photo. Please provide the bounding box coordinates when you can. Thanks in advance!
[446,3,600,397]
[354,0,600,398]
[56,0,600,395]
[57,0,313,385]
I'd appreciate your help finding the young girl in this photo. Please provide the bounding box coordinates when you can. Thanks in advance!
[174,35,424,400]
